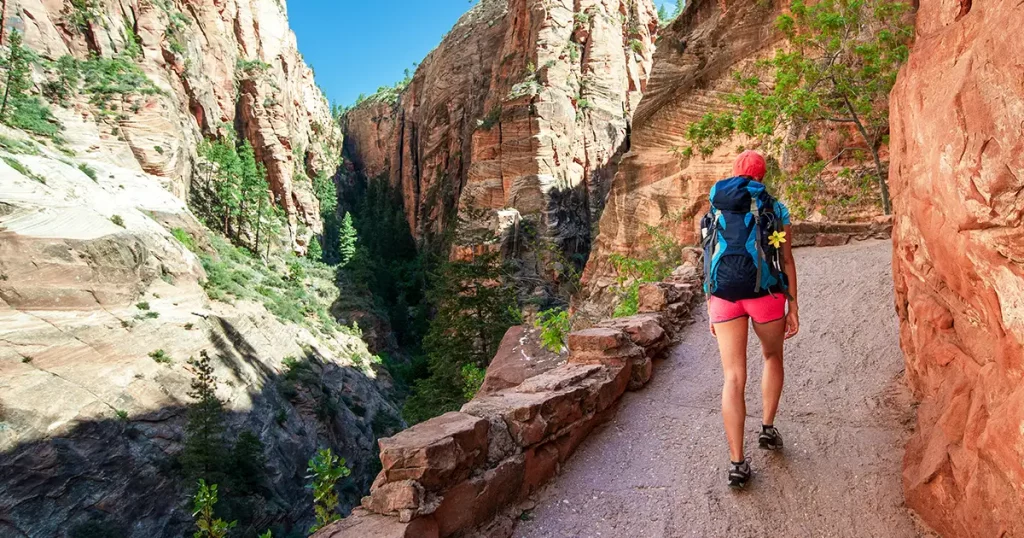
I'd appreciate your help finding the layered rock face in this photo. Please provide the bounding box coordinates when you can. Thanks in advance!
[10,0,341,244]
[577,0,785,312]
[343,0,656,293]
[0,133,400,536]
[889,0,1024,534]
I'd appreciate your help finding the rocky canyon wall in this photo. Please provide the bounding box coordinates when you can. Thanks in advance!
[0,128,400,537]
[0,1,396,536]
[889,0,1024,534]
[8,0,341,245]
[343,0,657,297]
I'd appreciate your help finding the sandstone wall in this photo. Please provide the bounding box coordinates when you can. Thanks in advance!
[0,130,397,536]
[342,0,657,294]
[313,264,702,538]
[8,0,341,246]
[889,0,1024,534]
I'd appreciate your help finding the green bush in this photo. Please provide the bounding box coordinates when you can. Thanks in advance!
[3,156,45,184]
[199,234,341,335]
[236,58,272,77]
[307,448,350,533]
[110,215,125,227]
[476,106,502,131]
[192,480,236,538]
[535,308,571,352]
[609,223,682,318]
[80,54,163,109]
[78,163,98,181]
[67,0,101,32]
[136,301,150,310]
[0,134,39,154]
[149,349,171,364]
[171,227,197,251]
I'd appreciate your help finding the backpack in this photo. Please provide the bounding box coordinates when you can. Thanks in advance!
[700,176,788,300]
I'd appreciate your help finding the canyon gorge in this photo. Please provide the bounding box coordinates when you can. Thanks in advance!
[1,0,1023,535]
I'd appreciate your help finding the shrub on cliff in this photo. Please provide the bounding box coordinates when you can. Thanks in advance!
[536,308,571,353]
[609,223,683,318]
[680,0,913,215]
[1,31,61,137]
[307,448,351,533]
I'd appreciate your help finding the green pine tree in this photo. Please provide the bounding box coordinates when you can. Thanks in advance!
[403,251,519,423]
[307,236,323,262]
[226,430,267,496]
[0,30,58,136]
[0,30,32,122]
[181,351,227,485]
[338,211,357,267]
[237,140,269,250]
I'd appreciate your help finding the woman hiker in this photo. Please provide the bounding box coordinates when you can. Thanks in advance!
[700,150,800,489]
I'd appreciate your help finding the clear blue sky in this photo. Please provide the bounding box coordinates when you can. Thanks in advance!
[287,0,680,108]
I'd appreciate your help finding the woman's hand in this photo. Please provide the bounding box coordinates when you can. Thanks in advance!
[708,300,716,336]
[785,303,800,339]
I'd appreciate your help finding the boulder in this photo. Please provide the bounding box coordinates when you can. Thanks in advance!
[596,314,669,358]
[461,364,620,447]
[431,456,526,537]
[889,0,1024,534]
[567,328,649,389]
[479,325,566,395]
[377,412,489,491]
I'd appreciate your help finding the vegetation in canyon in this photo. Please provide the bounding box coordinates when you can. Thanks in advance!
[679,0,913,215]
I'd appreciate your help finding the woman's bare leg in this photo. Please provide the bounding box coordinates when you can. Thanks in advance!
[752,317,786,426]
[714,316,750,462]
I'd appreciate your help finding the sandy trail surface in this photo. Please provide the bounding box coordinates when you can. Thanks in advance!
[514,240,932,538]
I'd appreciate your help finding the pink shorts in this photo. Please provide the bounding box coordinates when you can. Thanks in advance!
[708,294,787,324]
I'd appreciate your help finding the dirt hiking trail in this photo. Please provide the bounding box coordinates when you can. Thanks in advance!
[515,240,933,538]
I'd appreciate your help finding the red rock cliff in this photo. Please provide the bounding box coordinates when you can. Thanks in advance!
[343,0,656,285]
[890,0,1024,534]
[10,0,341,246]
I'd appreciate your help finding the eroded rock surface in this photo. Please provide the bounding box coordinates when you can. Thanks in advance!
[0,132,398,537]
[11,0,341,246]
[343,0,657,295]
[889,0,1024,534]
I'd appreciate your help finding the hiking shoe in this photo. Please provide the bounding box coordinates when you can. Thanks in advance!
[759,425,784,451]
[727,459,751,489]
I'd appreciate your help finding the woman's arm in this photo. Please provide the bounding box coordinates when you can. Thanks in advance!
[781,224,799,339]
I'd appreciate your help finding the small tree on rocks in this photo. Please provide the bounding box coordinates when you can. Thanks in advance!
[337,211,357,267]
[306,448,351,533]
[191,480,236,538]
[181,351,227,484]
[681,0,913,215]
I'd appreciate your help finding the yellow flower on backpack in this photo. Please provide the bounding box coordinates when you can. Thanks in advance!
[768,230,787,249]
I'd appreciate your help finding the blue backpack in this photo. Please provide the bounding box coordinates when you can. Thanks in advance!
[700,177,789,301]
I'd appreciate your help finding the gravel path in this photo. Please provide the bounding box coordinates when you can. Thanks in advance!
[514,240,932,538]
